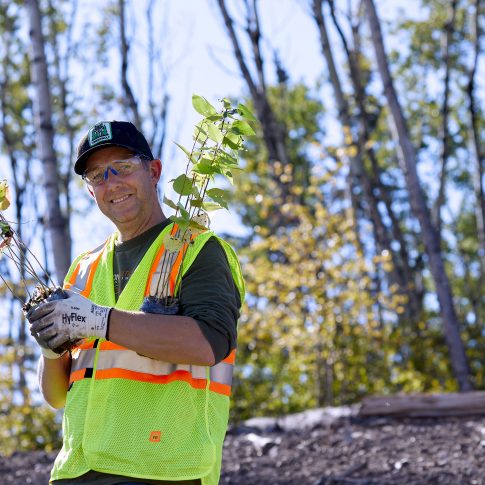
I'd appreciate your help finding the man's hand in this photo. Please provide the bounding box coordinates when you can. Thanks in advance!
[27,290,112,351]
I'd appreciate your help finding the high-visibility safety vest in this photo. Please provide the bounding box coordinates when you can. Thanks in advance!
[50,223,245,485]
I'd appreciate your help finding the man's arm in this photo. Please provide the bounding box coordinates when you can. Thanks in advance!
[34,312,212,410]
[29,239,238,368]
[38,353,71,409]
[107,311,215,365]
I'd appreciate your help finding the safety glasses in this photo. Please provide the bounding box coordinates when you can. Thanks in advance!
[82,155,150,187]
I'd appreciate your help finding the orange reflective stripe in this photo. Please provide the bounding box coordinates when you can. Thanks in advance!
[65,263,81,290]
[95,368,208,389]
[209,381,231,396]
[169,248,186,294]
[222,349,236,365]
[80,248,105,297]
[145,224,180,296]
[69,353,231,395]
[169,230,199,294]
[65,240,108,294]
[74,339,96,351]
[99,340,128,351]
[69,368,86,384]
[145,243,166,297]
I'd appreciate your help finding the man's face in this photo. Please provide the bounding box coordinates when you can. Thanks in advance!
[84,146,162,236]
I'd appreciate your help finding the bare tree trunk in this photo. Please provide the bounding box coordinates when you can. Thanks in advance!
[363,0,472,391]
[26,0,70,284]
[146,0,169,160]
[432,0,457,236]
[46,0,78,255]
[119,0,142,129]
[313,0,423,321]
[467,0,485,273]
[216,0,289,168]
[216,0,299,231]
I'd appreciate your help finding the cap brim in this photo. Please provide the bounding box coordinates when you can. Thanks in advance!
[74,142,142,175]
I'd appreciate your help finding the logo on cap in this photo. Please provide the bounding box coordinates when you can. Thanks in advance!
[89,122,112,147]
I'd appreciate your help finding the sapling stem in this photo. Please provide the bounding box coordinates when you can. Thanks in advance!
[144,95,256,309]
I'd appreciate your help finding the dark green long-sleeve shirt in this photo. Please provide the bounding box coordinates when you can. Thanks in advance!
[112,220,240,362]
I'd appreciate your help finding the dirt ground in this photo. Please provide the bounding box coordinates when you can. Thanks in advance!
[2,409,485,484]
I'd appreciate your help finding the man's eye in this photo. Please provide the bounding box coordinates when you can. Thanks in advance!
[114,162,134,173]
[90,170,103,183]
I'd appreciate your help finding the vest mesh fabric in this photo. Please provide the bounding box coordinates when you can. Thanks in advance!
[52,224,243,484]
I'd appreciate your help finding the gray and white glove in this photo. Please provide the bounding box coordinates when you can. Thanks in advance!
[27,290,112,353]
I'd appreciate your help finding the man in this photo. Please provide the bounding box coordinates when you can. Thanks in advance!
[27,121,244,485]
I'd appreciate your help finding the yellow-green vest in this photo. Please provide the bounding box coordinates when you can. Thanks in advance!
[51,223,244,484]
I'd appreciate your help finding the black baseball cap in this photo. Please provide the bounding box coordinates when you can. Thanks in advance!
[74,121,154,175]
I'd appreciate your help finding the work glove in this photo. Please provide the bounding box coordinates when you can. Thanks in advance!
[25,287,70,359]
[27,289,112,354]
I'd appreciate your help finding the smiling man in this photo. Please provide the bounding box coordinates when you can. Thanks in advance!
[27,121,244,485]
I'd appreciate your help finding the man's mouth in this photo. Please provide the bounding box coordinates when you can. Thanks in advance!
[110,194,131,204]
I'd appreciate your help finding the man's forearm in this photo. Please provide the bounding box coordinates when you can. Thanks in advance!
[38,353,71,409]
[108,309,215,366]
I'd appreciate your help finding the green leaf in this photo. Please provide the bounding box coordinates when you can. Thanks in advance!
[0,181,7,199]
[192,185,201,198]
[218,151,238,166]
[193,124,209,145]
[188,219,208,231]
[192,158,219,175]
[202,201,224,212]
[163,233,184,253]
[231,120,255,136]
[0,221,10,234]
[192,95,217,116]
[190,198,203,208]
[177,202,190,220]
[194,122,208,136]
[192,175,207,190]
[170,216,190,231]
[223,133,242,150]
[207,123,224,144]
[163,196,179,211]
[206,114,223,122]
[206,188,230,210]
[0,181,10,211]
[174,142,196,163]
[237,103,257,121]
[172,174,193,196]
[224,171,234,185]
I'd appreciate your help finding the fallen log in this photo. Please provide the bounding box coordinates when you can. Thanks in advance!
[359,391,485,417]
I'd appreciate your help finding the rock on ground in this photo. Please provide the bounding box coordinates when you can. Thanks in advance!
[2,412,485,484]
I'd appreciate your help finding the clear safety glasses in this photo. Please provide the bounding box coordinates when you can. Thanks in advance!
[82,155,150,187]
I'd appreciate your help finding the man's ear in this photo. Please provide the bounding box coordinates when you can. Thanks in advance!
[150,159,162,184]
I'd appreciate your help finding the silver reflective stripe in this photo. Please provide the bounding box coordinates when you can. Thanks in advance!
[71,348,96,372]
[210,362,233,386]
[71,259,90,292]
[149,250,178,298]
[70,242,106,292]
[72,348,208,379]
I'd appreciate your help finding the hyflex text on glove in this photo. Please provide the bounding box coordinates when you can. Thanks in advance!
[28,289,112,351]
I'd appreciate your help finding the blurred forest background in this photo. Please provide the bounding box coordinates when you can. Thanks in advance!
[0,0,483,456]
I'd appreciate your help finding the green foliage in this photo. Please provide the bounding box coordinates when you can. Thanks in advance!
[231,160,454,421]
[0,0,483,450]
[164,95,256,235]
[153,95,256,298]
[0,340,62,455]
